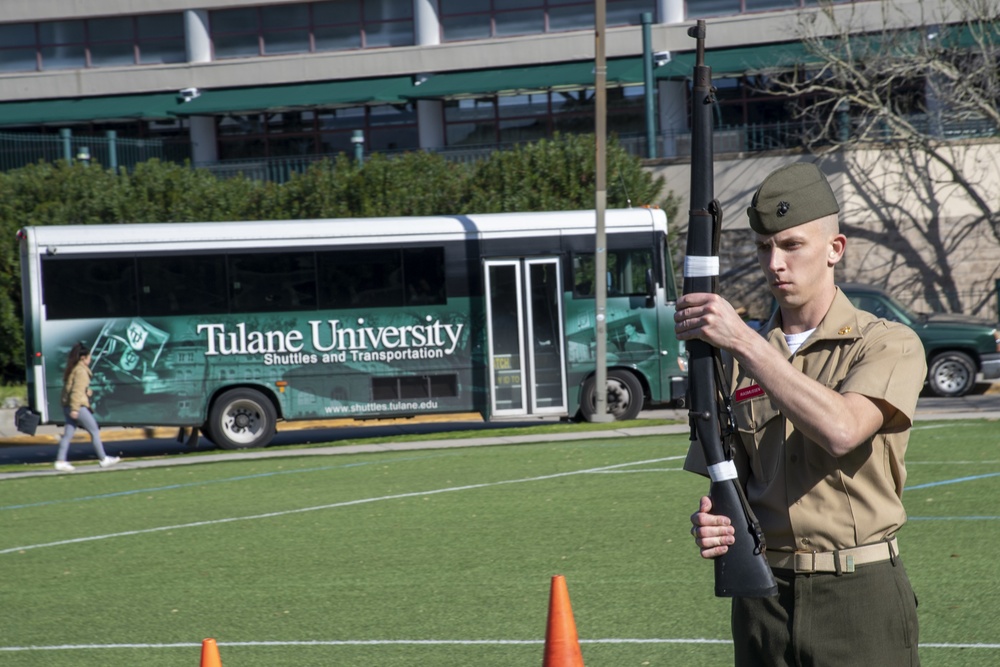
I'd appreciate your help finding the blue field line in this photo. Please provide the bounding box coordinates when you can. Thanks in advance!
[904,471,1000,491]
[0,452,458,512]
[908,516,1000,521]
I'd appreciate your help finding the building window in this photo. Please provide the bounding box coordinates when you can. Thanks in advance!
[0,23,39,72]
[216,103,418,159]
[444,86,643,146]
[683,73,821,151]
[210,0,414,59]
[685,0,856,19]
[441,0,654,42]
[0,13,184,72]
[38,21,87,70]
[136,14,187,64]
[211,8,265,58]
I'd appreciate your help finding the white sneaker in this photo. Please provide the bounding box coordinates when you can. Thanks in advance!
[99,456,121,468]
[54,461,75,472]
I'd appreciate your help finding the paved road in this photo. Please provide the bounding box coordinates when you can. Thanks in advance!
[1,383,997,479]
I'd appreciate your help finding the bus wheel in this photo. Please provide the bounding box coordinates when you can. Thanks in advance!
[207,388,277,450]
[580,370,644,422]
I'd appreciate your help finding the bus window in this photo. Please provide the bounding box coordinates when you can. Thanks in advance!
[573,254,595,297]
[402,248,446,305]
[229,251,317,313]
[572,249,653,297]
[317,249,403,309]
[315,246,445,310]
[42,256,137,320]
[138,255,228,316]
[609,249,653,295]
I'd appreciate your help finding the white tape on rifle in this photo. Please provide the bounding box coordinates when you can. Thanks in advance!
[708,460,738,482]
[684,255,720,278]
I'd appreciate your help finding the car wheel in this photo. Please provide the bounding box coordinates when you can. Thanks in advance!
[928,351,976,397]
[206,388,277,449]
[579,370,645,422]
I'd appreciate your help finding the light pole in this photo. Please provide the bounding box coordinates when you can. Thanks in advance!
[642,12,658,159]
[592,0,612,422]
[351,130,365,165]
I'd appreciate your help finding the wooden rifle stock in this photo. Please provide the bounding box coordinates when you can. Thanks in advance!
[683,21,777,598]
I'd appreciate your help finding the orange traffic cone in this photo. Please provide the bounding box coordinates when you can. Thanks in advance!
[542,575,585,667]
[200,638,222,667]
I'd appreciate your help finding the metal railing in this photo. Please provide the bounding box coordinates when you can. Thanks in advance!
[617,120,814,159]
[195,142,524,181]
[0,129,175,171]
[196,154,335,182]
[2,115,996,184]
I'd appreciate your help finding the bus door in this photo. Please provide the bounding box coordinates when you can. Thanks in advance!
[484,258,568,418]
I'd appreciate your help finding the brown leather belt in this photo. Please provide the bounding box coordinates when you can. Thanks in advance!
[766,538,898,574]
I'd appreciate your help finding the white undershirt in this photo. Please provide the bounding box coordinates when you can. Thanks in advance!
[784,328,816,356]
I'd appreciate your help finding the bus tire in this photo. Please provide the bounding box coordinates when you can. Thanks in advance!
[206,388,277,450]
[580,370,644,422]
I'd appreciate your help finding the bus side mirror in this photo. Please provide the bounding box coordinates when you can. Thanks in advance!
[645,268,656,300]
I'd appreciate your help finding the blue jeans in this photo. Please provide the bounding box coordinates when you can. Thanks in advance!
[56,406,108,462]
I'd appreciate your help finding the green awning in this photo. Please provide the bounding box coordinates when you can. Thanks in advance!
[171,76,415,116]
[656,42,817,79]
[0,92,184,126]
[654,25,1000,80]
[403,58,647,99]
[0,42,828,128]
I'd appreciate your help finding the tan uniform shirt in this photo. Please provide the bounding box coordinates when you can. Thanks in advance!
[685,290,927,553]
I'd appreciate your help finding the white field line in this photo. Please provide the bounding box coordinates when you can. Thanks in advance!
[0,456,686,555]
[2,639,997,652]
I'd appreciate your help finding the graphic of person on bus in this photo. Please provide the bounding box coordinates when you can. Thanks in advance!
[616,320,654,362]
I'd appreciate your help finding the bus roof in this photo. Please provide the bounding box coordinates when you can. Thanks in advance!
[20,208,667,255]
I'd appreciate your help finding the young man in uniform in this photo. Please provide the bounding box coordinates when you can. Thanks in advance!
[676,162,926,666]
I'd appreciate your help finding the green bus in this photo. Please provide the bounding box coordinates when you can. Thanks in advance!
[17,208,687,449]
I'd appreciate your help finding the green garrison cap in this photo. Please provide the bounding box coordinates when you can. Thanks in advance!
[746,162,840,234]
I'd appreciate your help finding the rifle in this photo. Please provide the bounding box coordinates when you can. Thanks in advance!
[683,20,777,598]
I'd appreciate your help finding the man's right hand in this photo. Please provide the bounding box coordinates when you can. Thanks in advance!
[690,495,736,559]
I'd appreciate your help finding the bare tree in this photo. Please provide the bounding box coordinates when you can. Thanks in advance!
[760,0,1000,315]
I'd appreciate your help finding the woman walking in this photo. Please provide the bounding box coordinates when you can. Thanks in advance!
[54,342,120,472]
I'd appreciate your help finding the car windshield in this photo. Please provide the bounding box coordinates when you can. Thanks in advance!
[882,291,920,320]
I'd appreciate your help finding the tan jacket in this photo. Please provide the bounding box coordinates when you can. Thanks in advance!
[61,363,93,412]
[685,289,927,553]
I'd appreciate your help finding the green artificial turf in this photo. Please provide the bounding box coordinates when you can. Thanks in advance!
[0,421,997,666]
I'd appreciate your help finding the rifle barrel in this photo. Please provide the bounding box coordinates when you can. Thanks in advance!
[683,19,777,599]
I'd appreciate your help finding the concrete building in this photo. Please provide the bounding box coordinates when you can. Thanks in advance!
[1,0,996,318]
[0,0,925,166]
